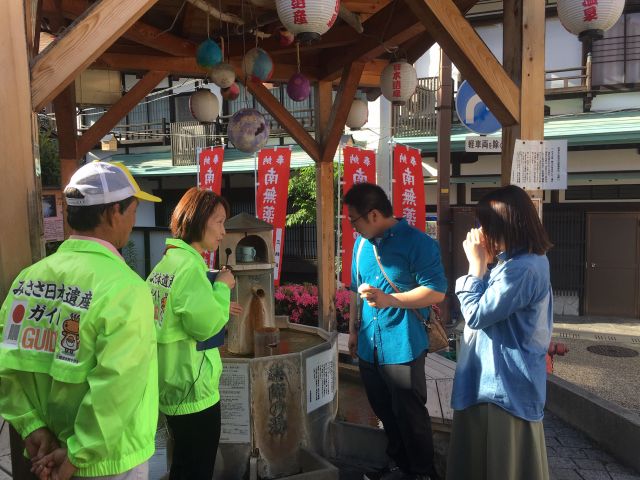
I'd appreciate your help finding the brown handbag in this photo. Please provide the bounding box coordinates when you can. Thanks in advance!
[372,245,449,353]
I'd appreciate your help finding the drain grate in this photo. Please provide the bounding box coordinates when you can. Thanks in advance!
[586,345,639,358]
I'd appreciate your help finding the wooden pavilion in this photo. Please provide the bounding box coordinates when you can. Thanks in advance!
[1,0,544,473]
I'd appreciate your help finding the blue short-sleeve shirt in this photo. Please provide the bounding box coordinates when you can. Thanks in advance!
[350,219,448,364]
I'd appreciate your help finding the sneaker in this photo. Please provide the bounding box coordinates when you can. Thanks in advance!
[363,464,406,480]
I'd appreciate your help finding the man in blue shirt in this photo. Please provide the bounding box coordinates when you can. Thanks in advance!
[344,183,447,480]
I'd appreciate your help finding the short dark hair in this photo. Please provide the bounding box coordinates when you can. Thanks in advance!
[343,183,393,218]
[476,185,553,258]
[170,187,230,243]
[64,187,136,231]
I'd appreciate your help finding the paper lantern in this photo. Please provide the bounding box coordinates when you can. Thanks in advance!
[286,73,311,101]
[380,60,418,106]
[275,0,340,43]
[557,0,625,40]
[221,83,241,101]
[189,88,220,123]
[227,109,270,153]
[209,63,236,89]
[196,39,222,69]
[243,48,274,82]
[273,26,295,47]
[346,99,368,130]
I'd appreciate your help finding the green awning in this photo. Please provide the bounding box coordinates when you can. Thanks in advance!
[400,109,640,153]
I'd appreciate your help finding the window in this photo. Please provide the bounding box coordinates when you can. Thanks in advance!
[591,12,640,86]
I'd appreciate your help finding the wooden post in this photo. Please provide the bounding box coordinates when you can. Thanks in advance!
[314,80,336,331]
[2,1,44,478]
[436,51,453,325]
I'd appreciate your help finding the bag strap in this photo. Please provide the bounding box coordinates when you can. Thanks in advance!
[372,245,429,325]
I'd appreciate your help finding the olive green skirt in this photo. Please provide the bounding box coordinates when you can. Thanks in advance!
[446,403,549,480]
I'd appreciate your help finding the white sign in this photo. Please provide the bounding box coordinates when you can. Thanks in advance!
[219,362,251,443]
[306,344,337,413]
[511,139,568,190]
[465,136,502,153]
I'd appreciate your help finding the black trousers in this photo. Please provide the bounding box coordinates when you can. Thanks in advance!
[359,350,437,478]
[165,402,221,480]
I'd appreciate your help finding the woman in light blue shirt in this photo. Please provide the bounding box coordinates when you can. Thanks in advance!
[447,185,553,480]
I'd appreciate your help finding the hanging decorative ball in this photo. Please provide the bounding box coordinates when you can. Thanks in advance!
[273,26,295,47]
[380,60,418,106]
[346,99,368,130]
[286,72,311,102]
[209,63,236,89]
[275,0,340,44]
[227,109,270,153]
[557,0,625,41]
[189,88,220,123]
[221,82,241,101]
[196,39,222,69]
[242,48,274,82]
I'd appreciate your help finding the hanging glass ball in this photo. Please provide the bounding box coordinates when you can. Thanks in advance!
[286,72,311,102]
[227,109,270,153]
[196,39,222,69]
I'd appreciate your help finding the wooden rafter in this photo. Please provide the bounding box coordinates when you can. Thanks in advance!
[240,78,321,162]
[404,0,520,126]
[76,70,168,158]
[26,0,44,58]
[31,0,159,111]
[320,62,365,163]
[321,0,479,82]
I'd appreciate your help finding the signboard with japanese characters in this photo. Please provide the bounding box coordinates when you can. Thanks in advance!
[197,146,225,268]
[465,136,502,153]
[510,139,568,190]
[256,146,292,286]
[340,146,376,287]
[392,144,426,233]
[306,343,337,413]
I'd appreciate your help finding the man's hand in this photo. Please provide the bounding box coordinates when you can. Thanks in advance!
[31,448,76,480]
[359,286,394,309]
[348,331,358,359]
[25,428,58,463]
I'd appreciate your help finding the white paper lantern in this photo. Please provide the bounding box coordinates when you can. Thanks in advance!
[189,89,220,123]
[557,0,625,40]
[380,60,418,106]
[209,63,236,89]
[346,99,368,130]
[275,0,340,43]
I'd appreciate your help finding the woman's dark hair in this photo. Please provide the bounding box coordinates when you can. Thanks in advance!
[170,187,230,243]
[64,187,136,231]
[343,182,393,218]
[476,185,553,258]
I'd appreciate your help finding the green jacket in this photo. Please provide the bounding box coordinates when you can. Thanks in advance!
[147,238,230,416]
[0,239,158,477]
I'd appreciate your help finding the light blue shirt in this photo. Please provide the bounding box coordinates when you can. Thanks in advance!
[453,252,553,421]
[350,219,448,364]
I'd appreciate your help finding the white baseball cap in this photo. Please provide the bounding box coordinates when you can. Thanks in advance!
[65,161,161,206]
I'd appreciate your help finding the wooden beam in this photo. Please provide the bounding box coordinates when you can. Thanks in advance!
[26,0,44,58]
[314,81,336,331]
[77,70,167,158]
[31,0,159,111]
[404,0,520,126]
[241,78,321,162]
[321,0,480,81]
[320,62,365,163]
[520,0,545,140]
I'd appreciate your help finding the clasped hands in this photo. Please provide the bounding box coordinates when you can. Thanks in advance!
[25,428,76,480]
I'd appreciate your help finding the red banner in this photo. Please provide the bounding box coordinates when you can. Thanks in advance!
[256,146,292,286]
[340,146,376,287]
[392,144,425,232]
[197,146,224,269]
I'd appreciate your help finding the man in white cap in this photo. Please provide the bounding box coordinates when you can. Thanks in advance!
[0,161,161,480]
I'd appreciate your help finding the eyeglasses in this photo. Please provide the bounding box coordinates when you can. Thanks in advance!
[349,210,372,226]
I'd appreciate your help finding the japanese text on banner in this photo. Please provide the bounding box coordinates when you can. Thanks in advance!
[256,147,291,286]
[392,144,426,232]
[197,146,225,269]
[341,146,376,287]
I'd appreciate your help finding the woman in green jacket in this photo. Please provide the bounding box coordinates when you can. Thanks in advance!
[147,187,237,480]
